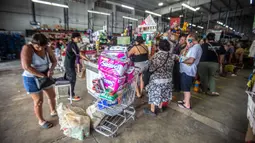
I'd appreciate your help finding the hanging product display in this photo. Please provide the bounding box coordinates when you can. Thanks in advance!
[138,15,157,55]
[170,17,181,30]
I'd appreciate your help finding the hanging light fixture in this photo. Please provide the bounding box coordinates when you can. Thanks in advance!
[145,10,161,17]
[88,10,110,16]
[121,4,134,10]
[32,0,69,8]
[182,3,200,11]
[123,16,138,21]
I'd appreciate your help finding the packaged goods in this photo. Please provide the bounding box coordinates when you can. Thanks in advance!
[57,103,90,140]
[99,89,118,101]
[98,55,128,76]
[99,71,126,92]
[86,104,105,128]
[97,99,118,110]
[101,50,127,60]
[126,66,135,83]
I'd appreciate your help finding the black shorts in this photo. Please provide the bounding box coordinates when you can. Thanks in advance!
[180,73,194,92]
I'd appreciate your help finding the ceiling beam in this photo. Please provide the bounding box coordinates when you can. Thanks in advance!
[211,3,220,12]
[219,0,233,11]
[234,0,243,8]
[153,0,212,15]
[188,8,250,24]
[200,5,213,14]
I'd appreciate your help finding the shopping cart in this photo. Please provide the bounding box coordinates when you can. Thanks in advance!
[90,67,140,137]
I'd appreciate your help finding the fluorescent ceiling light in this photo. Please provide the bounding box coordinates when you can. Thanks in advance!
[230,27,233,30]
[225,25,229,28]
[158,2,164,6]
[121,4,134,10]
[192,24,196,27]
[182,3,198,11]
[51,3,68,8]
[123,16,138,21]
[32,0,68,8]
[145,10,161,17]
[168,17,171,20]
[195,7,200,11]
[179,15,183,17]
[88,10,110,16]
[197,26,204,29]
[251,0,253,4]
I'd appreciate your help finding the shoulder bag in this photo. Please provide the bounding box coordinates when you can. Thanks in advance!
[142,53,170,86]
[33,47,56,90]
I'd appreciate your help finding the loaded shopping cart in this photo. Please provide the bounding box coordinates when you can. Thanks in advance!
[89,68,139,137]
[246,91,255,134]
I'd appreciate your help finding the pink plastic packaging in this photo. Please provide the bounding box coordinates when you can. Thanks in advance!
[126,66,135,83]
[99,71,127,92]
[98,55,128,76]
[101,50,127,60]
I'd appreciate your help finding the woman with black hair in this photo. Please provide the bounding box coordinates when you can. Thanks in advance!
[144,39,174,116]
[64,32,89,101]
[128,36,149,98]
[21,33,57,129]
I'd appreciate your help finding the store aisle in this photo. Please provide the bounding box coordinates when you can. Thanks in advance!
[0,69,250,143]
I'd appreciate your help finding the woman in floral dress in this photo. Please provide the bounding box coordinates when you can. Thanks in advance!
[144,39,175,116]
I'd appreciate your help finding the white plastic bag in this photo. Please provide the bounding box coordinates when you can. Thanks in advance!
[86,104,105,128]
[57,103,90,140]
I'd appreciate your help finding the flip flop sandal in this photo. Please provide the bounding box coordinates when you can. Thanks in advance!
[156,107,164,113]
[207,92,220,96]
[51,111,58,117]
[143,108,156,116]
[40,121,53,129]
[178,103,191,110]
[212,92,220,96]
[177,100,185,104]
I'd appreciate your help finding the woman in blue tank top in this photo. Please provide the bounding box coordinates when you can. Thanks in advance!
[21,33,57,129]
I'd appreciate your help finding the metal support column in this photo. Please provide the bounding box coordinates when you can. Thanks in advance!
[31,2,36,23]
[191,12,194,32]
[111,12,113,35]
[107,16,109,35]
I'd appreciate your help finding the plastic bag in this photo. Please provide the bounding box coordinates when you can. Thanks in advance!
[57,103,90,140]
[86,104,105,128]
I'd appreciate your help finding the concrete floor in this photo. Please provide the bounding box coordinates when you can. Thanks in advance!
[0,61,249,143]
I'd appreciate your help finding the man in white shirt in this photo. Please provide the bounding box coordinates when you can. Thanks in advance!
[178,33,202,109]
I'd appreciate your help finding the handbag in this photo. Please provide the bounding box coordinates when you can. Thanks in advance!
[34,49,56,89]
[34,75,56,90]
[143,53,170,86]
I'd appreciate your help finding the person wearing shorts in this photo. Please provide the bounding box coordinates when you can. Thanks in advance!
[178,33,202,109]
[21,33,57,129]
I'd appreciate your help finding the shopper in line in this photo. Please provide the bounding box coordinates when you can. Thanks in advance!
[64,32,89,101]
[173,36,186,92]
[235,42,244,65]
[178,33,202,109]
[225,41,235,64]
[21,33,57,129]
[144,39,174,116]
[128,36,149,98]
[198,33,226,96]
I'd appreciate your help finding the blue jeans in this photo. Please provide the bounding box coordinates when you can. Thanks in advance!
[23,76,53,94]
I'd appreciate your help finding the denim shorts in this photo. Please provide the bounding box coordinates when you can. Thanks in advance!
[180,73,194,92]
[23,76,53,94]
